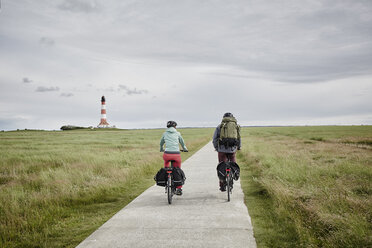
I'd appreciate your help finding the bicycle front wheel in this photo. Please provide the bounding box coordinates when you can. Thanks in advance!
[167,176,172,204]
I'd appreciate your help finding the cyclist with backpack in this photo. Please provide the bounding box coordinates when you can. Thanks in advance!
[213,113,241,191]
[160,121,188,195]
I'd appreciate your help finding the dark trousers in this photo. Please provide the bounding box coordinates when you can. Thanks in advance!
[218,152,236,163]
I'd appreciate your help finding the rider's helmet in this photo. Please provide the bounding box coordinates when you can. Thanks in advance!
[167,120,177,128]
[223,112,233,118]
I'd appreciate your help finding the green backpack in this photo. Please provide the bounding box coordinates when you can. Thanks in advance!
[219,117,240,147]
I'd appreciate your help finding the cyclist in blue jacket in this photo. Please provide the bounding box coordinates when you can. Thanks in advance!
[160,121,188,195]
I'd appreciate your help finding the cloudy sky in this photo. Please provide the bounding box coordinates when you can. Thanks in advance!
[1,0,372,130]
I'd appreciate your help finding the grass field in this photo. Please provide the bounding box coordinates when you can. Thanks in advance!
[1,126,371,247]
[0,128,213,248]
[237,126,372,248]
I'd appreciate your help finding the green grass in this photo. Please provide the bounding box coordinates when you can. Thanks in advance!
[0,128,213,248]
[237,126,372,248]
[2,126,371,247]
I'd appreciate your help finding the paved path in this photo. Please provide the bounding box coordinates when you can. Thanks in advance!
[77,142,256,248]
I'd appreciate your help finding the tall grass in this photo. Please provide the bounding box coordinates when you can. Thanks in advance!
[238,126,372,247]
[0,128,213,248]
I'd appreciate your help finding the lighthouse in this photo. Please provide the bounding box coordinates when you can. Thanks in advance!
[98,96,110,128]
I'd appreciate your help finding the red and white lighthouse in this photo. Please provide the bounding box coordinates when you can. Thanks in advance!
[98,96,110,128]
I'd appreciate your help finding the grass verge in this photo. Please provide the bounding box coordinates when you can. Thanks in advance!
[0,128,213,248]
[237,126,372,248]
[238,152,299,247]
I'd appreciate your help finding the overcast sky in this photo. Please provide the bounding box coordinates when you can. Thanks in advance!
[1,0,372,130]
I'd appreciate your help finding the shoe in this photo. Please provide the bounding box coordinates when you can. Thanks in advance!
[175,188,183,195]
[219,181,226,192]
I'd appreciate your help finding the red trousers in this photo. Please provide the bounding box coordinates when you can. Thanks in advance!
[163,153,182,168]
[163,153,182,188]
[218,152,236,163]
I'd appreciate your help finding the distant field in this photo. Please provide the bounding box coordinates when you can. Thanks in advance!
[0,128,214,248]
[237,126,372,248]
[2,126,371,248]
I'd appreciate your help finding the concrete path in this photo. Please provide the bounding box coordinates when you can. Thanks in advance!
[76,142,256,248]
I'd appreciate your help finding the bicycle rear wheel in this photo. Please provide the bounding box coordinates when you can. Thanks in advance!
[167,176,172,204]
[227,175,231,202]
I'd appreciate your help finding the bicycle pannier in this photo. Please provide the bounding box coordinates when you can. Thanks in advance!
[173,167,186,187]
[154,168,167,186]
[216,161,240,181]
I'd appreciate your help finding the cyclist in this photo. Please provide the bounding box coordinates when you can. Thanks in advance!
[213,112,241,191]
[160,121,188,195]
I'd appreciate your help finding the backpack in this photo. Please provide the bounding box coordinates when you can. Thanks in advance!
[219,117,240,147]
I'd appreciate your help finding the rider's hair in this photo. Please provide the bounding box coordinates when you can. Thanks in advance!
[167,120,177,128]
[223,112,233,118]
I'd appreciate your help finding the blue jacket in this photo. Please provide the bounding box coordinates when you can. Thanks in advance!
[160,127,188,152]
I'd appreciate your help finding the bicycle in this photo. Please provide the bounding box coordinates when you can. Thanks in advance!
[219,153,236,202]
[163,150,187,205]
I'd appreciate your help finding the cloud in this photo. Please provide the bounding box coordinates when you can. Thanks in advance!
[1,0,372,130]
[99,86,116,92]
[118,84,148,95]
[85,0,371,84]
[58,0,100,13]
[60,93,74,97]
[22,77,32,83]
[39,37,55,47]
[36,86,60,92]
